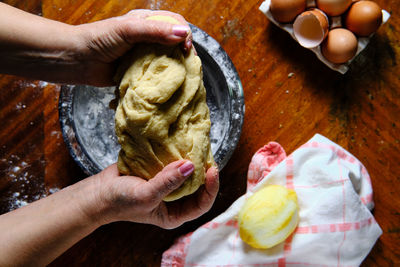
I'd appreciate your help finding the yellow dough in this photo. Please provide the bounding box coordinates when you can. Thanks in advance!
[145,15,181,24]
[115,16,215,201]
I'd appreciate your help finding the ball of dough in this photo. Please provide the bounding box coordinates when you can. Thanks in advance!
[114,42,215,201]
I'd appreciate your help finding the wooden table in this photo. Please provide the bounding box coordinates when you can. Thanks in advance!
[0,0,399,265]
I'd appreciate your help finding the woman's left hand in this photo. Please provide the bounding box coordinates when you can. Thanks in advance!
[0,4,192,86]
[74,9,193,86]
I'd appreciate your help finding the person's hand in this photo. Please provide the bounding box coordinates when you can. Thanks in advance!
[0,5,193,86]
[74,10,193,86]
[91,160,219,229]
[0,160,217,266]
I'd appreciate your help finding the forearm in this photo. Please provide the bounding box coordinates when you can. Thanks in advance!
[0,177,104,266]
[0,3,84,83]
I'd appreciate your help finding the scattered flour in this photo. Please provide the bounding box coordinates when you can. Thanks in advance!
[1,155,49,212]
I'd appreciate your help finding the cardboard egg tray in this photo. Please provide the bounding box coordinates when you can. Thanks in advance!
[259,0,390,74]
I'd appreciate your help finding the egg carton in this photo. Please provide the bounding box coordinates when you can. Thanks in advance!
[259,0,390,74]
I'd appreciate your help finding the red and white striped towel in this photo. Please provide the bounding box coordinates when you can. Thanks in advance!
[162,134,382,267]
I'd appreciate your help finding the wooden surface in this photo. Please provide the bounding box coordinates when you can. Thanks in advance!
[0,0,399,265]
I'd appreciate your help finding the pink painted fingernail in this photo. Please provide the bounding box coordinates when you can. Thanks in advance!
[173,25,190,37]
[179,161,194,177]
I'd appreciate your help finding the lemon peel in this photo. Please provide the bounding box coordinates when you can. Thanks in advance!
[238,185,299,249]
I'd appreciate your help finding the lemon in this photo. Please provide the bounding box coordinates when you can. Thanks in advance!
[238,185,299,249]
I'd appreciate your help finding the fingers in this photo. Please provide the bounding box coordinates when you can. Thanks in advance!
[120,10,191,46]
[146,10,193,53]
[145,160,194,201]
[165,166,219,227]
[182,32,194,56]
[198,166,220,210]
[127,10,188,26]
[121,20,190,45]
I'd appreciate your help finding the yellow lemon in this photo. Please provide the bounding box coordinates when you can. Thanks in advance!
[238,185,299,249]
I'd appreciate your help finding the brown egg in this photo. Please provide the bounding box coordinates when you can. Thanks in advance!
[316,0,352,16]
[321,28,358,64]
[345,1,382,36]
[270,0,307,23]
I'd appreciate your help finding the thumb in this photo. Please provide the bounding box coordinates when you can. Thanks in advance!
[146,160,194,200]
[120,19,190,46]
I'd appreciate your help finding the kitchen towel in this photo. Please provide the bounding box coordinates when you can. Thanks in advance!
[161,134,382,266]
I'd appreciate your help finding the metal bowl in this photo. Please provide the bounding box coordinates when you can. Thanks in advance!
[59,24,244,176]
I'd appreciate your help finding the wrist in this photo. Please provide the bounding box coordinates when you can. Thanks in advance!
[0,3,88,83]
[5,25,86,81]
[67,175,114,228]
